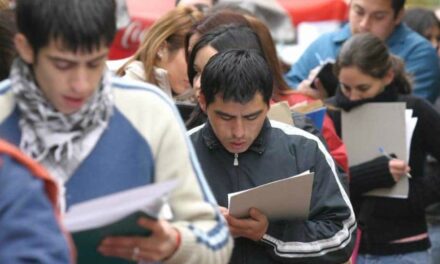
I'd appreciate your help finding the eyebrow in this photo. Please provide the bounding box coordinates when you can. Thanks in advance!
[47,53,108,64]
[214,109,263,118]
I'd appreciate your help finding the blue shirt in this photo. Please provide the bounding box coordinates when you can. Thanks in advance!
[285,23,440,103]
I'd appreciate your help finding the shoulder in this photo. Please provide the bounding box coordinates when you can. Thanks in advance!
[111,76,177,117]
[119,60,147,82]
[269,120,322,149]
[389,24,437,56]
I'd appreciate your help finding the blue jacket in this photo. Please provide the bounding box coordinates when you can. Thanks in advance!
[285,23,440,103]
[0,143,70,263]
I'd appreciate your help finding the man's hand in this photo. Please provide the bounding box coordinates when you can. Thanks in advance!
[98,217,180,262]
[389,159,411,182]
[221,207,268,241]
[296,66,329,99]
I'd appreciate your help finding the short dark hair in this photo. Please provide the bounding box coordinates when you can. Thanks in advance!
[201,49,273,106]
[391,0,405,17]
[188,25,262,86]
[16,0,117,53]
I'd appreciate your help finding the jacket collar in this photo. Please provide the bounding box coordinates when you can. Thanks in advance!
[201,118,270,154]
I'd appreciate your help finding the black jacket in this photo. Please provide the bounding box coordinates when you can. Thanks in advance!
[326,86,440,255]
[189,119,356,263]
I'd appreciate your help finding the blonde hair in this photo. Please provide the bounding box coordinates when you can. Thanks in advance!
[117,6,203,83]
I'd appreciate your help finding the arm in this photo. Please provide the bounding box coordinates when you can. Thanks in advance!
[100,88,233,264]
[0,155,71,264]
[407,98,440,213]
[259,130,356,263]
[404,41,440,103]
[284,33,338,89]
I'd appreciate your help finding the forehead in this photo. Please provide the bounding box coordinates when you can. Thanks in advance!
[38,38,109,59]
[195,45,218,65]
[351,0,393,12]
[210,92,266,109]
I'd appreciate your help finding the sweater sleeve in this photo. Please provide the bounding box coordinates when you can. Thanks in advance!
[114,86,233,264]
[259,125,356,263]
[349,155,396,197]
[0,155,71,264]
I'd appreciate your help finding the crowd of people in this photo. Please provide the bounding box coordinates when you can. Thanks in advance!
[1,0,440,263]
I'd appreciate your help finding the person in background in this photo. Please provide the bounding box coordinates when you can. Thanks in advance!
[286,0,440,104]
[117,6,203,104]
[186,15,349,173]
[0,139,71,263]
[326,33,440,264]
[189,48,356,263]
[0,9,16,81]
[403,7,440,56]
[0,0,233,262]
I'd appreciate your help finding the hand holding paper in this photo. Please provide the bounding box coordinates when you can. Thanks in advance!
[98,217,180,262]
[223,208,268,241]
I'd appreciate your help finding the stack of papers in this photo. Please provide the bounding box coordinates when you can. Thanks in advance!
[341,103,417,199]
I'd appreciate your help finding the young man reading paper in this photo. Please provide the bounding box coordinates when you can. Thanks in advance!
[189,49,356,263]
[0,0,233,263]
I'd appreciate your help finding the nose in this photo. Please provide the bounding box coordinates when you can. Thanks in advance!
[71,68,90,94]
[349,91,362,101]
[232,119,245,139]
[359,16,371,31]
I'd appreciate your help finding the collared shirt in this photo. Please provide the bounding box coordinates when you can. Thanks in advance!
[285,23,440,103]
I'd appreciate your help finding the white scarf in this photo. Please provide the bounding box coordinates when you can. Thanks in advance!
[10,58,114,183]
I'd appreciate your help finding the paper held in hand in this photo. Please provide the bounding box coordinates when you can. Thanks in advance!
[341,102,417,199]
[65,179,178,232]
[64,180,178,264]
[228,171,314,220]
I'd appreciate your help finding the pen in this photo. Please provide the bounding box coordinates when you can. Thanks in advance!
[378,147,412,179]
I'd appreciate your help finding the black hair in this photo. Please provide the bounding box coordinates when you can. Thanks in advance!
[403,8,440,37]
[334,33,411,94]
[187,25,262,86]
[175,0,218,7]
[201,49,273,106]
[391,0,405,17]
[16,0,117,53]
[0,9,16,80]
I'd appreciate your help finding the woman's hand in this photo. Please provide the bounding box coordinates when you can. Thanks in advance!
[389,158,411,182]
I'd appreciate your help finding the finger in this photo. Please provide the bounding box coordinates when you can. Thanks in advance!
[138,217,163,234]
[226,215,253,230]
[100,236,141,248]
[98,244,132,260]
[249,208,265,221]
[219,206,229,214]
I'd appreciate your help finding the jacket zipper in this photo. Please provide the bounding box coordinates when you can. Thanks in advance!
[233,153,239,166]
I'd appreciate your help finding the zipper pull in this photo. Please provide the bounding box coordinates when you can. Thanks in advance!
[233,153,239,166]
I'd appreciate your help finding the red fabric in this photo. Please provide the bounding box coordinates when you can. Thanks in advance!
[277,0,348,26]
[0,139,76,263]
[275,93,349,172]
[109,0,174,59]
[351,228,361,264]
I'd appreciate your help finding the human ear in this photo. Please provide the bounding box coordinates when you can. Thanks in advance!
[14,33,35,64]
[384,68,395,86]
[394,9,404,26]
[198,92,207,113]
